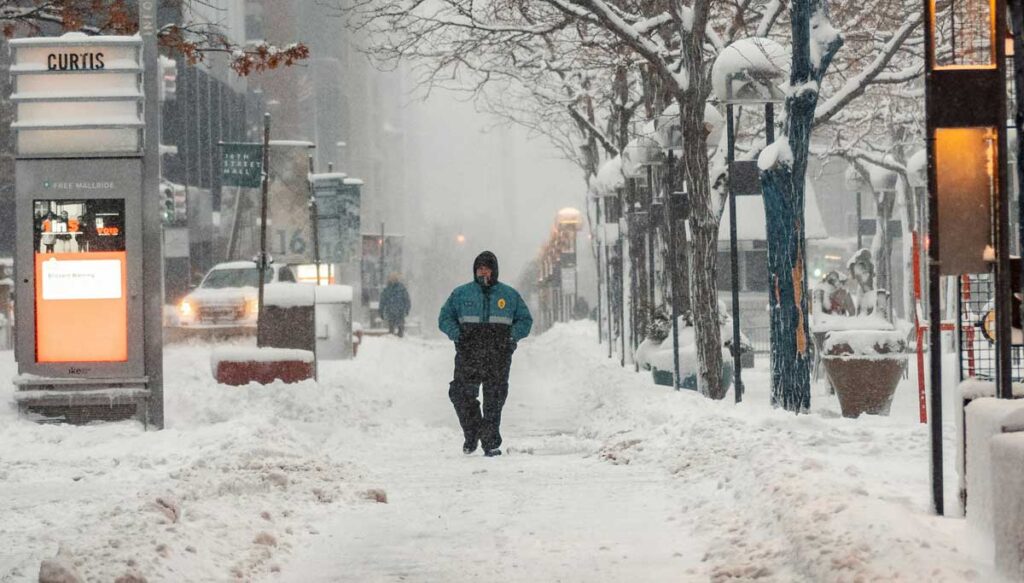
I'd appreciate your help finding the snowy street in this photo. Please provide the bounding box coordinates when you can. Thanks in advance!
[0,324,999,582]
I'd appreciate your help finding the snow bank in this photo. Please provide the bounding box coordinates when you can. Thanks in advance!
[0,322,997,581]
[0,342,375,582]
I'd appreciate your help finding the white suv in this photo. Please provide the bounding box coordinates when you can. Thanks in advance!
[175,261,297,330]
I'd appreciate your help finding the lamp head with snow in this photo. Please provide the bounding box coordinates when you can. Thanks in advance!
[924,0,1007,275]
[711,38,789,106]
[556,207,583,229]
[652,103,724,153]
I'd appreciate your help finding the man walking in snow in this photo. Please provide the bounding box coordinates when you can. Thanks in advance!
[379,273,411,337]
[439,251,532,457]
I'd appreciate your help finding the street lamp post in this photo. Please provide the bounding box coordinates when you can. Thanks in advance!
[713,44,787,403]
[924,0,1009,516]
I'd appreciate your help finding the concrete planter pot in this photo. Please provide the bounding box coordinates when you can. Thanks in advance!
[821,330,907,418]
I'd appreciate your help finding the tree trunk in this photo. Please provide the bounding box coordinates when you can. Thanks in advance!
[627,179,650,344]
[675,0,723,398]
[762,165,812,411]
[761,0,842,412]
[680,104,723,398]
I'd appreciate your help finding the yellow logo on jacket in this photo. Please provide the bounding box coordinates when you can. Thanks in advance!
[497,298,506,309]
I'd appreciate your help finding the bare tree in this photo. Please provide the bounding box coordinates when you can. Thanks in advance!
[759,0,843,412]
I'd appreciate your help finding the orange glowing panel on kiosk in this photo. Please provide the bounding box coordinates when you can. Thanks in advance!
[34,251,128,363]
[934,127,996,275]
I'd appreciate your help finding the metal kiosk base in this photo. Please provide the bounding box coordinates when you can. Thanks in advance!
[13,376,152,426]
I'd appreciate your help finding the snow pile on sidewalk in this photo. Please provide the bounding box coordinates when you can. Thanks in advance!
[0,342,382,582]
[524,323,991,582]
[0,322,998,582]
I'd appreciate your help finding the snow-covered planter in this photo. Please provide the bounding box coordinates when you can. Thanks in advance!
[635,312,740,391]
[211,347,315,386]
[812,251,908,416]
[820,330,907,418]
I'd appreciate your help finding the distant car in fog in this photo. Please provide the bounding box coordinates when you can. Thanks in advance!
[173,261,297,332]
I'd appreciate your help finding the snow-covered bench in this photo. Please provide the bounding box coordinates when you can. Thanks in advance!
[211,347,315,386]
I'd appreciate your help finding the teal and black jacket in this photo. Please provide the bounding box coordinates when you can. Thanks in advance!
[438,280,533,352]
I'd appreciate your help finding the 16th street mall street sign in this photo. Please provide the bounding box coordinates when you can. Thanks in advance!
[221,143,263,188]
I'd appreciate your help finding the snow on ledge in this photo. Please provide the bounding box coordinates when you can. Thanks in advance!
[264,283,315,307]
[959,379,1024,401]
[314,285,353,303]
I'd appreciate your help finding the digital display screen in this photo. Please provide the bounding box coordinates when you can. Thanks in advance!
[34,199,128,363]
[34,199,125,254]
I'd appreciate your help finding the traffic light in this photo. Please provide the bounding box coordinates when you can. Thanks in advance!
[162,185,174,225]
[160,182,187,225]
[173,187,187,223]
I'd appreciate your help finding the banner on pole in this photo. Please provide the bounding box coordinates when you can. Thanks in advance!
[221,143,263,188]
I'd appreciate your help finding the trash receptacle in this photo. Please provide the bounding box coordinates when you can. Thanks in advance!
[259,283,316,352]
[314,284,354,360]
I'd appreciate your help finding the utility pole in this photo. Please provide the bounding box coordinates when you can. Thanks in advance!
[256,113,271,344]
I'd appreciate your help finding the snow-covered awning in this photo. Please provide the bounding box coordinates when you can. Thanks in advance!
[621,131,662,178]
[656,102,725,151]
[592,155,625,196]
[718,180,828,241]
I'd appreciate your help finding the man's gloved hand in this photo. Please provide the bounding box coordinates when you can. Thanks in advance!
[509,340,518,353]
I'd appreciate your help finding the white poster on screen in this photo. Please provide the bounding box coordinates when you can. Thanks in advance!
[41,258,122,300]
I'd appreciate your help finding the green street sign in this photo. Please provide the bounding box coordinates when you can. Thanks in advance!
[221,143,263,188]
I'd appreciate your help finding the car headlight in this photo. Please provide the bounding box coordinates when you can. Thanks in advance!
[179,300,193,317]
[246,298,259,315]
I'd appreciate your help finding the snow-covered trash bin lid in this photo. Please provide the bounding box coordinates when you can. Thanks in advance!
[313,284,353,304]
[263,283,316,307]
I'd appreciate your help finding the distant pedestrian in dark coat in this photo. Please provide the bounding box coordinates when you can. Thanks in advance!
[438,251,533,457]
[379,273,411,337]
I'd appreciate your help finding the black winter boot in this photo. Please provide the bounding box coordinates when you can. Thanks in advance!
[463,437,478,455]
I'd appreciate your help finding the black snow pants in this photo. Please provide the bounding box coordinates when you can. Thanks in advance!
[449,341,513,451]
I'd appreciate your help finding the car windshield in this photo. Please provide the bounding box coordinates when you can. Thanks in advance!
[200,267,272,289]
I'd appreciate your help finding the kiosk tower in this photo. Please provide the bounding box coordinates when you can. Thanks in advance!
[10,30,164,426]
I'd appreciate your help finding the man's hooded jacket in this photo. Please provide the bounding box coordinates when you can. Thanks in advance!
[438,251,532,354]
